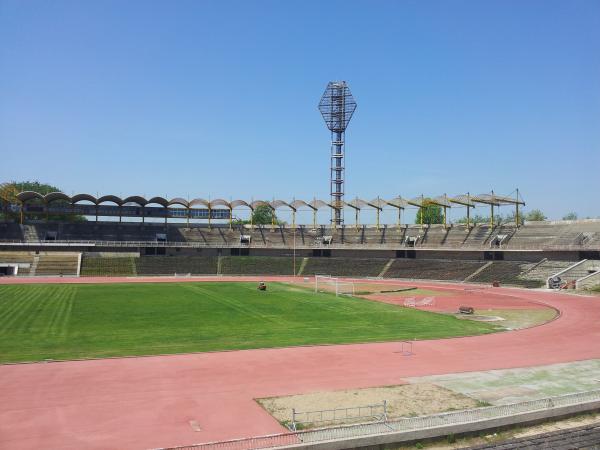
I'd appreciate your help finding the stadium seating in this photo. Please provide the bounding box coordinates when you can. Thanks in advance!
[469,261,541,287]
[384,259,487,281]
[80,255,137,276]
[0,223,24,241]
[134,256,218,275]
[0,251,34,275]
[301,257,387,277]
[35,253,79,276]
[3,220,600,251]
[221,256,296,275]
[520,260,575,282]
[507,223,567,248]
[462,225,495,246]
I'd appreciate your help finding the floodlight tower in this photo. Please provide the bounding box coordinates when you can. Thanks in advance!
[318,81,357,225]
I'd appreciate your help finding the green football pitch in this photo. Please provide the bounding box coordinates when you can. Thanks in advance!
[0,282,499,363]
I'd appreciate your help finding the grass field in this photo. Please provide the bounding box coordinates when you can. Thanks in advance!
[0,282,499,363]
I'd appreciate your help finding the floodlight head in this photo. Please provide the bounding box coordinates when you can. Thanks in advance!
[318,81,357,132]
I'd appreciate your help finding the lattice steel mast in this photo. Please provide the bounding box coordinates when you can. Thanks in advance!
[319,81,357,225]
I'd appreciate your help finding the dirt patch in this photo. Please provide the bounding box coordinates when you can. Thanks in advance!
[362,287,448,297]
[457,308,558,330]
[256,383,481,429]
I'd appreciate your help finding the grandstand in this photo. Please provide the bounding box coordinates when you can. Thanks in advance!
[1,220,600,252]
[1,190,599,289]
[384,259,487,281]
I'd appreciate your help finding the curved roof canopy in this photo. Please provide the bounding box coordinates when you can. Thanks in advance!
[271,200,294,211]
[210,199,231,208]
[71,193,97,204]
[167,197,189,207]
[123,196,148,206]
[17,191,44,202]
[250,200,270,209]
[14,191,524,210]
[97,195,123,205]
[44,192,71,203]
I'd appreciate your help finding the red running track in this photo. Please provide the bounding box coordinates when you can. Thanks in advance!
[0,276,599,450]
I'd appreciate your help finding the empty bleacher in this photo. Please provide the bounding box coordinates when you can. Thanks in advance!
[462,225,495,247]
[0,223,24,241]
[4,220,599,251]
[221,256,296,275]
[384,259,486,281]
[0,251,34,275]
[35,253,79,276]
[520,260,575,282]
[135,256,218,275]
[507,223,566,248]
[469,261,541,287]
[80,255,137,276]
[301,257,387,277]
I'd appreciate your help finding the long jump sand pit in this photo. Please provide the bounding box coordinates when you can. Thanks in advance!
[1,276,600,449]
[257,383,482,429]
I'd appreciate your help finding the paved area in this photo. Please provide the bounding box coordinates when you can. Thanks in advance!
[409,359,600,405]
[1,277,599,449]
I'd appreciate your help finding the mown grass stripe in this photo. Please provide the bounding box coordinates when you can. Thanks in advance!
[0,287,42,334]
[0,281,499,363]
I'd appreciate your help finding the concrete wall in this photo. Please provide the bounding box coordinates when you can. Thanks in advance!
[272,402,600,450]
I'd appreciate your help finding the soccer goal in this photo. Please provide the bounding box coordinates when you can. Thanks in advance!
[314,275,355,297]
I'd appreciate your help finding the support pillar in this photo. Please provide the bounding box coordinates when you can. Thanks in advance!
[515,188,520,227]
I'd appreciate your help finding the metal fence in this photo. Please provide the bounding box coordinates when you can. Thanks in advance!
[290,401,387,431]
[157,389,600,450]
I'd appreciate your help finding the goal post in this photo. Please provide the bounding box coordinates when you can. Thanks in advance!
[315,275,355,297]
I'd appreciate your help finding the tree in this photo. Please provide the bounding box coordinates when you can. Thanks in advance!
[524,209,547,222]
[12,181,62,195]
[415,201,444,225]
[456,214,490,225]
[501,211,524,226]
[233,204,281,225]
[251,204,278,224]
[562,212,578,221]
[1,181,85,222]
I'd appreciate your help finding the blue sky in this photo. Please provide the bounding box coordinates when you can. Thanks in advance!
[1,0,599,222]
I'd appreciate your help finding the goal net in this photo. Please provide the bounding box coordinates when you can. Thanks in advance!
[314,275,355,297]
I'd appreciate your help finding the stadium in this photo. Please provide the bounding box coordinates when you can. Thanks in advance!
[2,125,600,449]
[2,5,600,448]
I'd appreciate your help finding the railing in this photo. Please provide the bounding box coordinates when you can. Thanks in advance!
[1,238,599,251]
[157,389,600,450]
[576,270,600,290]
[290,401,387,431]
